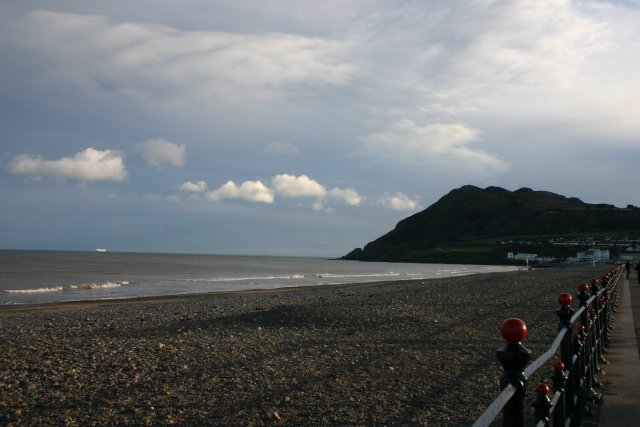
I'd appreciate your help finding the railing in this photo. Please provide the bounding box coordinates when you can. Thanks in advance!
[473,264,624,427]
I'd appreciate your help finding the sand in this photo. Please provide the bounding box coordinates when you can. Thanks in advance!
[0,265,613,426]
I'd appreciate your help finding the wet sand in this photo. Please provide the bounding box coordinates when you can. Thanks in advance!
[0,265,611,425]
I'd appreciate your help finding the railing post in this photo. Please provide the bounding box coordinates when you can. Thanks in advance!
[588,307,603,393]
[533,384,552,426]
[496,318,531,427]
[572,332,584,425]
[590,278,606,372]
[578,283,589,366]
[576,284,596,396]
[556,293,574,365]
[601,276,611,348]
[577,282,590,310]
[611,270,622,313]
[551,361,567,426]
[598,293,608,359]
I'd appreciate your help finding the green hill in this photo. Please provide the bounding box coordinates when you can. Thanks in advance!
[343,185,640,264]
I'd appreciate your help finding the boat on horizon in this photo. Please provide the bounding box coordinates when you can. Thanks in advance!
[95,248,107,253]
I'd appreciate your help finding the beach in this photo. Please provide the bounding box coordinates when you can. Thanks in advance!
[0,265,610,426]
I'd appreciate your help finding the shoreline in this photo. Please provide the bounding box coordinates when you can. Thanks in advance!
[0,265,610,425]
[0,271,506,315]
[0,279,426,314]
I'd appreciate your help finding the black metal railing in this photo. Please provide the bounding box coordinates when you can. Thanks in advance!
[473,265,624,427]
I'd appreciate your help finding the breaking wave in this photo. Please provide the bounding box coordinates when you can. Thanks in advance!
[185,274,305,283]
[185,272,407,283]
[1,281,131,294]
[313,272,403,279]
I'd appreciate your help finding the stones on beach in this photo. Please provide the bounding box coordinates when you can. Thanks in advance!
[0,266,608,425]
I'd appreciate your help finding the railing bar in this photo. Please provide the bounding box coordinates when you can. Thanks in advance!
[471,384,517,427]
[571,305,586,323]
[524,328,567,377]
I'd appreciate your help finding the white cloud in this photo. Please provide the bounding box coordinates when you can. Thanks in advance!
[10,10,356,106]
[272,174,326,198]
[349,0,640,152]
[327,187,364,206]
[8,148,127,182]
[197,173,364,210]
[205,180,274,204]
[378,193,422,211]
[179,180,207,193]
[139,138,185,168]
[272,174,365,208]
[362,120,507,173]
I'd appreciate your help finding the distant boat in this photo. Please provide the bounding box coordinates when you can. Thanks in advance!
[96,248,107,253]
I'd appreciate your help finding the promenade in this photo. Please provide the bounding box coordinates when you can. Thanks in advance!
[598,273,640,426]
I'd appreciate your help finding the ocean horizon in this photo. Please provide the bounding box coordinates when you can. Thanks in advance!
[0,249,518,306]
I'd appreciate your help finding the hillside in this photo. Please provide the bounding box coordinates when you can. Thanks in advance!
[343,185,640,264]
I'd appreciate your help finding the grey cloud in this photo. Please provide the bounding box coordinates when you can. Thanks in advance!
[6,10,357,108]
[139,138,186,168]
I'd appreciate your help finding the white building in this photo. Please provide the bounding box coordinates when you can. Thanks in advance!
[507,252,538,261]
[567,249,610,263]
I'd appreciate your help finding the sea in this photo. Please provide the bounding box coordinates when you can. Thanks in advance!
[0,250,518,306]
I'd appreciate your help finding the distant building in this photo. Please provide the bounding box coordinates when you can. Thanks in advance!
[507,252,538,261]
[593,249,610,261]
[567,249,610,264]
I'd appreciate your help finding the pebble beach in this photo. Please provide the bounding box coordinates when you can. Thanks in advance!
[0,265,610,426]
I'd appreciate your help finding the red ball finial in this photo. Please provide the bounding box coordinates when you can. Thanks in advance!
[537,383,550,396]
[558,293,572,306]
[573,332,581,341]
[578,324,586,332]
[554,361,565,372]
[591,278,598,286]
[501,318,528,342]
[579,283,589,293]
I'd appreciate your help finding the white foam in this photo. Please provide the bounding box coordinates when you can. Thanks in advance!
[314,272,402,279]
[185,274,306,283]
[79,281,123,290]
[1,280,130,294]
[2,286,64,294]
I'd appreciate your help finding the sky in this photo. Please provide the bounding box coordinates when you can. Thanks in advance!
[1,0,640,257]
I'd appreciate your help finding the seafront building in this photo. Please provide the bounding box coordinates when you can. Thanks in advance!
[507,252,538,261]
[566,249,610,264]
[508,248,611,264]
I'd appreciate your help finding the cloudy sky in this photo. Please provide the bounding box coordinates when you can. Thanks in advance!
[1,0,639,256]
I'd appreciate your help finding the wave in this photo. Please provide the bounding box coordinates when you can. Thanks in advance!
[184,274,306,283]
[70,281,129,290]
[313,272,403,279]
[185,272,405,283]
[3,286,65,294]
[1,281,131,294]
